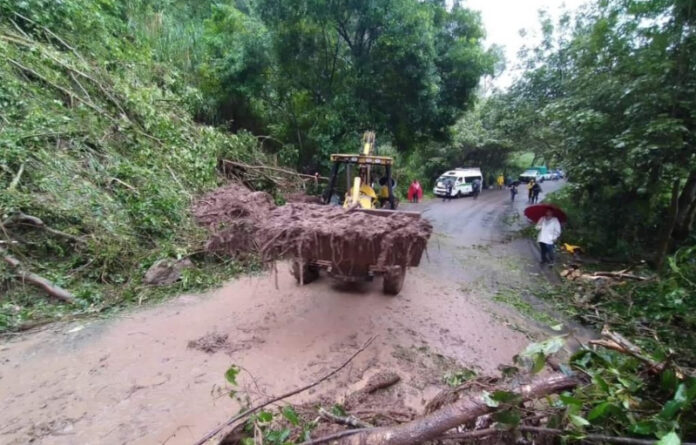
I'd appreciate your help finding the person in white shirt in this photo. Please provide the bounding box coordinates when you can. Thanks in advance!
[536,209,561,266]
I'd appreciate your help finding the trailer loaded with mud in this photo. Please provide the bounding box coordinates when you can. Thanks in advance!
[258,205,431,294]
[193,184,432,295]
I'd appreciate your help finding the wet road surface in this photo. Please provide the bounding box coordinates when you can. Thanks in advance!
[0,181,566,445]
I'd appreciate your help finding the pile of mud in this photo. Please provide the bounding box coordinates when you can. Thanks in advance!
[283,192,323,204]
[193,184,432,268]
[257,204,432,270]
[192,183,275,256]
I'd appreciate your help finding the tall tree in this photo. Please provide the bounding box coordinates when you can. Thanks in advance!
[200,0,497,171]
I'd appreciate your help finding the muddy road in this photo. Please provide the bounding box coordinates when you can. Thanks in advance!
[1,181,566,445]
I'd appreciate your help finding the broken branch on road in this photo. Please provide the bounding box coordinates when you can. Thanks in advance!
[193,336,377,445]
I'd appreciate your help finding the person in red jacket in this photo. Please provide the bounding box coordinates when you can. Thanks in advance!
[408,180,423,203]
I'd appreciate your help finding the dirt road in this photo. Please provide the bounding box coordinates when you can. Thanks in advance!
[0,181,565,445]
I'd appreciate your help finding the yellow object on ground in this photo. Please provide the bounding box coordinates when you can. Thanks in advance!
[563,243,583,254]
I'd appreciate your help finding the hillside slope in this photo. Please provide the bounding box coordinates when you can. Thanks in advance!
[0,1,263,330]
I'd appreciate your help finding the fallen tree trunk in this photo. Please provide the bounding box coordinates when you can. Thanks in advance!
[331,373,577,445]
[3,211,85,244]
[1,249,75,303]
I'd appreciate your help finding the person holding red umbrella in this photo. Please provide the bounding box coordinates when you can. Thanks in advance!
[524,204,566,267]
[536,209,561,266]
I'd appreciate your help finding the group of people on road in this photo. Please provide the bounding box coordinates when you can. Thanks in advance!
[407,175,562,269]
[527,180,542,203]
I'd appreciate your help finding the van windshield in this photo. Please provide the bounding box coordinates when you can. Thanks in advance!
[438,175,458,183]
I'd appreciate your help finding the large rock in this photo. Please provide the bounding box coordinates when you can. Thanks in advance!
[143,258,193,285]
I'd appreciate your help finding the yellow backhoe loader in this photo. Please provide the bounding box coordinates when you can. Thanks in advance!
[289,132,428,295]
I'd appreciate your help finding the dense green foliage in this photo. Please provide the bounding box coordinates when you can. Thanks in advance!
[493,0,696,264]
[531,246,696,442]
[192,0,499,171]
[0,0,264,329]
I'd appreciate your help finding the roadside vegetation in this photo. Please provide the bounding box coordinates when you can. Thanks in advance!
[0,0,265,330]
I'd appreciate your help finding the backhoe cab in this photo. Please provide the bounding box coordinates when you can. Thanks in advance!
[322,131,397,210]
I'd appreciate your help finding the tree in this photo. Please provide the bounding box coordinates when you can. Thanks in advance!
[496,0,696,264]
[199,0,497,171]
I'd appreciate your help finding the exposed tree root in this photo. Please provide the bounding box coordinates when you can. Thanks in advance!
[1,248,75,303]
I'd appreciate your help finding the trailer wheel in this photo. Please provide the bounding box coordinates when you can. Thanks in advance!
[291,261,319,284]
[383,267,405,295]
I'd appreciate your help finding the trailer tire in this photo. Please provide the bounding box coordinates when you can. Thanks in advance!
[291,261,319,285]
[383,267,405,295]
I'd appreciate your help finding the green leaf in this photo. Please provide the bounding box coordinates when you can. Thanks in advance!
[661,369,678,392]
[587,402,614,421]
[569,414,590,428]
[257,411,273,423]
[532,353,547,374]
[673,383,687,404]
[660,400,682,420]
[559,393,582,407]
[482,391,500,408]
[331,404,346,417]
[520,336,566,357]
[494,409,521,426]
[592,374,610,393]
[491,390,523,405]
[629,421,656,436]
[282,406,300,426]
[685,378,696,403]
[657,432,681,445]
[241,438,255,445]
[225,365,240,386]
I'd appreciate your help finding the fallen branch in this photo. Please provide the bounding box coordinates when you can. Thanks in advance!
[13,12,89,65]
[222,159,328,181]
[3,212,85,244]
[323,373,577,445]
[1,248,75,303]
[193,336,376,445]
[592,271,649,281]
[8,163,24,190]
[319,407,373,429]
[435,427,507,441]
[589,326,668,375]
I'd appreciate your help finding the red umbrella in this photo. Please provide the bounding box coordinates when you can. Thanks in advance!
[524,203,567,223]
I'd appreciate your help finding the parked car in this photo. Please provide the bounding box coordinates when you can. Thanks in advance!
[519,169,544,183]
[433,168,483,197]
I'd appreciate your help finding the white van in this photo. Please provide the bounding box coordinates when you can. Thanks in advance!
[433,168,483,197]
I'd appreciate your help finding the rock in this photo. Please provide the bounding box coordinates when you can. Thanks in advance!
[143,258,193,285]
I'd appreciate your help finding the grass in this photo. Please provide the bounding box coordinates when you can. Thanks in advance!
[493,288,560,328]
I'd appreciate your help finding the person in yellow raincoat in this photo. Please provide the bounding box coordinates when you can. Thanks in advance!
[527,179,535,203]
[497,175,505,189]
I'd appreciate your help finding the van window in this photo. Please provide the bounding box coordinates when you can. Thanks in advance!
[464,176,481,184]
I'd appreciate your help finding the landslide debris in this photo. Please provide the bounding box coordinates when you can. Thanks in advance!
[193,185,433,267]
[192,183,275,256]
[257,204,432,268]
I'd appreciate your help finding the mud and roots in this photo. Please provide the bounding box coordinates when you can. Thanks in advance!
[193,183,433,276]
